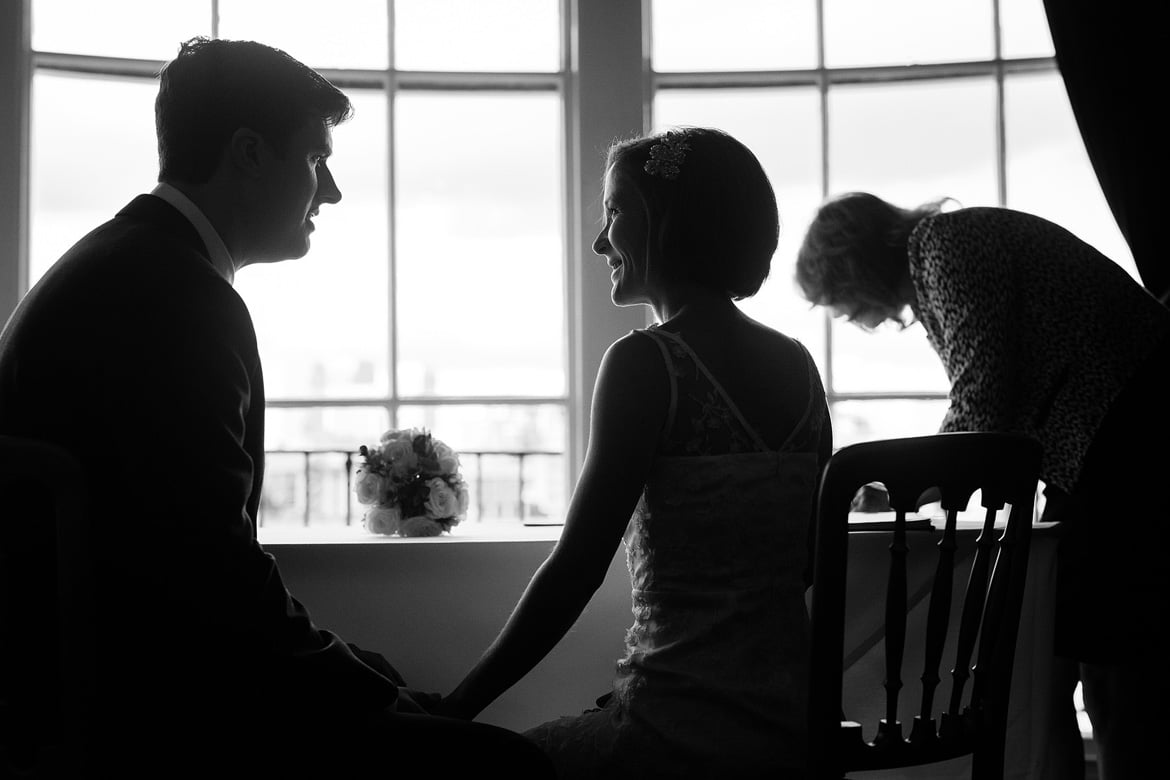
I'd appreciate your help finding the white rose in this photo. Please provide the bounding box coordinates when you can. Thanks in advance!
[353,468,386,505]
[364,505,402,536]
[379,428,413,444]
[455,482,470,515]
[433,440,461,475]
[381,438,418,479]
[424,478,460,519]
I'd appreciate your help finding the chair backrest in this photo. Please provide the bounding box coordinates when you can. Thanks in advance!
[0,435,94,777]
[807,432,1041,780]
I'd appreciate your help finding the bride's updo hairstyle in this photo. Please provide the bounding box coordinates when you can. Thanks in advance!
[604,126,779,300]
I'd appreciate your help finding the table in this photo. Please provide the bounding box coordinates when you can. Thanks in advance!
[808,512,1063,779]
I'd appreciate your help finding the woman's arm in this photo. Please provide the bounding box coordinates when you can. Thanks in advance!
[438,333,669,720]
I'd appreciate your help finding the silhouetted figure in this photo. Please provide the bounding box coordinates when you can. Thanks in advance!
[795,191,1170,780]
[0,36,553,779]
[439,128,833,779]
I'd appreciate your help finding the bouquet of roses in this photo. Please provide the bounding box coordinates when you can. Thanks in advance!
[353,427,470,537]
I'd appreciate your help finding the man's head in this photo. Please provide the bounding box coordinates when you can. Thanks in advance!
[155,37,352,264]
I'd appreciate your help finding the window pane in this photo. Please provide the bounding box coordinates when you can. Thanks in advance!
[30,73,158,285]
[235,90,390,400]
[829,78,999,208]
[1000,0,1055,59]
[397,404,565,453]
[824,0,992,68]
[395,92,564,397]
[831,320,949,394]
[394,0,559,72]
[259,449,360,529]
[650,0,817,72]
[1004,72,1137,279]
[831,399,949,449]
[218,0,389,69]
[398,404,568,525]
[267,405,391,450]
[259,406,391,532]
[826,78,995,394]
[653,87,826,366]
[32,0,210,59]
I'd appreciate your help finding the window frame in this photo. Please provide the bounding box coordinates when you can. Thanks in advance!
[646,0,1090,446]
[0,0,1120,535]
[0,1,654,538]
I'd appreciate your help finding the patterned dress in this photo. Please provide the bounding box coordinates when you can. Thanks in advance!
[524,325,829,779]
[909,206,1170,493]
[908,206,1170,661]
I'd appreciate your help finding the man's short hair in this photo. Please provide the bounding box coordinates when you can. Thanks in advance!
[156,36,352,184]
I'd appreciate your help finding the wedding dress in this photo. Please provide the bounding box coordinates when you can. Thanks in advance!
[524,325,828,779]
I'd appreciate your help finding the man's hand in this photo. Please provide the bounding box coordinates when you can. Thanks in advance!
[396,687,442,714]
[347,643,407,687]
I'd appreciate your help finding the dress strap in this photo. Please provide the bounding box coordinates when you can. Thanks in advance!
[631,328,678,450]
[647,328,772,453]
[777,339,825,452]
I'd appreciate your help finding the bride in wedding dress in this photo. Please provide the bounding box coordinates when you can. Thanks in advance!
[439,127,832,779]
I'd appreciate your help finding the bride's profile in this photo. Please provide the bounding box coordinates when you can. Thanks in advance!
[439,126,832,779]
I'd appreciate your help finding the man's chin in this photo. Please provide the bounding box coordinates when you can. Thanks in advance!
[251,243,310,265]
[280,237,312,261]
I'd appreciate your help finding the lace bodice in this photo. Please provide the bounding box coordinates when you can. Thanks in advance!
[640,325,826,457]
[525,326,828,778]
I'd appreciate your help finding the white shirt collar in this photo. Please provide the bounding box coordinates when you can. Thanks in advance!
[150,182,236,285]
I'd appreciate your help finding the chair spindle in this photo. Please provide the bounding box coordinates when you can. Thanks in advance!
[913,505,959,742]
[945,504,999,731]
[880,507,910,738]
[971,515,1019,710]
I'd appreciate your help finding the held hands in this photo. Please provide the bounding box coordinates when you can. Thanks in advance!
[345,642,443,715]
[396,687,443,714]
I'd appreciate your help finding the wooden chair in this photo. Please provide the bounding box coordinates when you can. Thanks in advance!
[807,432,1042,780]
[1,435,94,778]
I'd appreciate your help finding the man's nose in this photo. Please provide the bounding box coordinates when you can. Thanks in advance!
[318,165,342,205]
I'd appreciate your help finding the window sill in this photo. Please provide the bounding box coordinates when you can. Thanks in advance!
[259,522,564,546]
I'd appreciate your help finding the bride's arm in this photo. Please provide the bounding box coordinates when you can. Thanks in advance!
[439,333,668,720]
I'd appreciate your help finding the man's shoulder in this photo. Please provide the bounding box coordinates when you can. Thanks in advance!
[8,196,249,351]
[48,196,225,294]
[84,194,206,261]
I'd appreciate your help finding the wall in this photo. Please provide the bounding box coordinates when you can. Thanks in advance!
[267,535,633,732]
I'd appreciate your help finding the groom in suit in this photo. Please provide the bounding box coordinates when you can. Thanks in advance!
[0,37,552,777]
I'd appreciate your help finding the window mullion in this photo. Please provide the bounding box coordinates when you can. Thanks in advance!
[386,0,398,430]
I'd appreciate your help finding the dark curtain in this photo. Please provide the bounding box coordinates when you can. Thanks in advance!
[1042,1,1168,304]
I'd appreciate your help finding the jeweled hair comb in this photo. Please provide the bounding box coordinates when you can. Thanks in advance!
[643,131,691,180]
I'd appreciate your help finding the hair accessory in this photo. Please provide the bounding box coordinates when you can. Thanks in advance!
[644,131,691,180]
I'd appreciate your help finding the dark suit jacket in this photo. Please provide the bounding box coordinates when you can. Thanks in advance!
[0,195,399,758]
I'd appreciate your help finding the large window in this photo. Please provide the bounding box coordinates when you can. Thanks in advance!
[649,0,1135,451]
[8,0,1132,537]
[25,0,572,534]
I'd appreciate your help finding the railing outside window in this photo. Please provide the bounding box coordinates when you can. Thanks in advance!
[258,448,565,529]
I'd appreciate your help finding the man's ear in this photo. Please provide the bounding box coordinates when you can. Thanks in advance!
[228,128,265,176]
